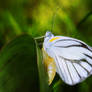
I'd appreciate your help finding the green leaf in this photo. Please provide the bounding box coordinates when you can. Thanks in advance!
[35,40,51,92]
[0,35,39,92]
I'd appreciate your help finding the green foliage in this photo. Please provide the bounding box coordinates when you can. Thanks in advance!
[0,0,92,92]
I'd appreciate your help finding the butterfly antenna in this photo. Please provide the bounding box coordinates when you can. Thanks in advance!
[51,7,60,32]
[34,36,45,40]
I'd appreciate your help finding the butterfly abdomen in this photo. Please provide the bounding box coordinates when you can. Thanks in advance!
[42,48,56,85]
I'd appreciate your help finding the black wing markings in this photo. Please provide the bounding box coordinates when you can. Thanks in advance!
[54,39,92,52]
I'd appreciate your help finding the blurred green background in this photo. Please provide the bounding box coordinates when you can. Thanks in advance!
[0,0,92,92]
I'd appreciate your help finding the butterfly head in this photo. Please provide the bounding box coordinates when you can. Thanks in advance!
[44,31,54,41]
[45,31,54,38]
[43,31,54,50]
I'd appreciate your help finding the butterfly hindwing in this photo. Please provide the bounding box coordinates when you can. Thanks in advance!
[54,55,92,85]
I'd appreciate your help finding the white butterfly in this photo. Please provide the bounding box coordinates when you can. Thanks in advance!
[43,31,92,85]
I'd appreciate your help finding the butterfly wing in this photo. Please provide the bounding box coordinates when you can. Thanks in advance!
[54,54,92,85]
[44,36,92,85]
